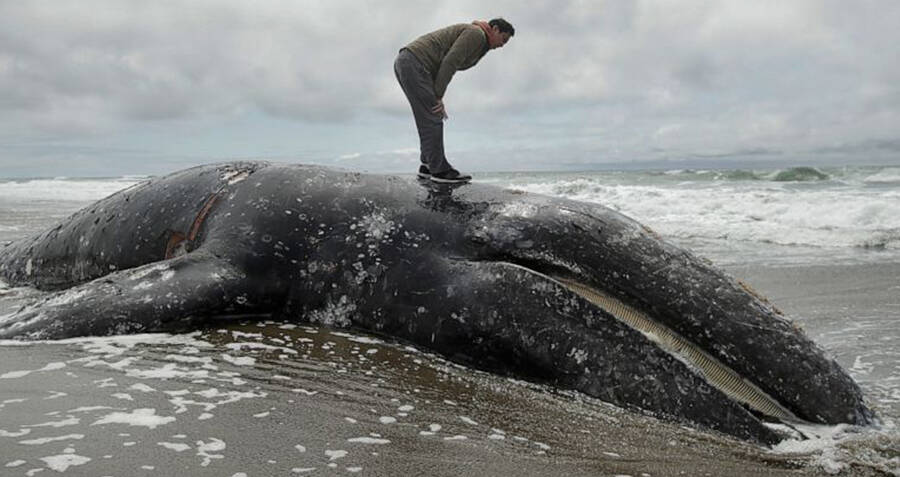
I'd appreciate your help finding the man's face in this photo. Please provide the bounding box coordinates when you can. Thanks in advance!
[491,27,512,49]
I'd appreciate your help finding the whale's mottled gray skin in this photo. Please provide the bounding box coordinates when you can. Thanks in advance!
[0,162,873,444]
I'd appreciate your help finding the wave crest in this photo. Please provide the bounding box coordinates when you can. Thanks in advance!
[770,167,829,182]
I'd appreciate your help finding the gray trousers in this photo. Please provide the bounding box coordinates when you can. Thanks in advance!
[394,49,452,174]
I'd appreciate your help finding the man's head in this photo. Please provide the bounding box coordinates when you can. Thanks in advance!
[488,18,515,49]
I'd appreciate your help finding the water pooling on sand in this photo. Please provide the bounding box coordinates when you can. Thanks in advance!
[1,166,898,475]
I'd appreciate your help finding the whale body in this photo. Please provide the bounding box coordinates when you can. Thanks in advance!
[0,162,873,444]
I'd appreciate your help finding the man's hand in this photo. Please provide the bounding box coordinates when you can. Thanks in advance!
[431,99,448,119]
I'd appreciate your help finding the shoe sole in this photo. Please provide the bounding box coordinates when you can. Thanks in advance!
[417,173,431,179]
[430,176,471,184]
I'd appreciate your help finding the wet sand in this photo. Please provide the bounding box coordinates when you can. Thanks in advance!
[726,261,900,420]
[0,331,830,477]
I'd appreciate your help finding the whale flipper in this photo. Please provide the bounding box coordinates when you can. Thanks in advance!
[0,254,252,340]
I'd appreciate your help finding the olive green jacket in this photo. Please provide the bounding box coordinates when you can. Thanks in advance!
[403,23,489,98]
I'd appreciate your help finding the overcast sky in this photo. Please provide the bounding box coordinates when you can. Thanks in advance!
[1,1,899,177]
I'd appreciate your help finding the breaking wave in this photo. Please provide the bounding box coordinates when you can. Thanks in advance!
[488,165,900,265]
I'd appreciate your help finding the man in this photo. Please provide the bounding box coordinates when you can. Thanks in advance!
[394,18,514,183]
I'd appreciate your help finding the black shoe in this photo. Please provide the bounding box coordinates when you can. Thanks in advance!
[417,165,431,179]
[430,168,472,184]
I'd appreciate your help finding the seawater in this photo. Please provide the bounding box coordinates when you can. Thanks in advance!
[480,165,900,266]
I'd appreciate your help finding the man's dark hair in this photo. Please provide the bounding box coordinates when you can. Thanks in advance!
[489,18,515,36]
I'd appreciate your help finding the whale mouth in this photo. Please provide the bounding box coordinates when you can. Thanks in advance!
[552,276,804,424]
[497,258,804,424]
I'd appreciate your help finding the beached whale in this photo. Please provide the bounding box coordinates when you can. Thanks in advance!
[0,162,873,444]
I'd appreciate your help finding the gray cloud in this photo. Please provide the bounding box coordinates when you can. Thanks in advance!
[1,1,899,175]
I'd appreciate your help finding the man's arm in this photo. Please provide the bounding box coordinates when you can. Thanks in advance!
[433,28,486,99]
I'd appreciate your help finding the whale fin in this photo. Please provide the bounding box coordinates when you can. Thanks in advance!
[0,254,252,340]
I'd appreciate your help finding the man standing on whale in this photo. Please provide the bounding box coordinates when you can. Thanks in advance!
[394,18,515,184]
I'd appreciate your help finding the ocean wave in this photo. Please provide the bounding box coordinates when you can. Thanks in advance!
[862,167,900,184]
[771,422,900,475]
[859,228,900,250]
[769,167,829,182]
[603,167,837,183]
[648,169,764,181]
[544,178,607,197]
[507,179,900,254]
[717,169,762,181]
[606,166,900,185]
[665,166,830,182]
